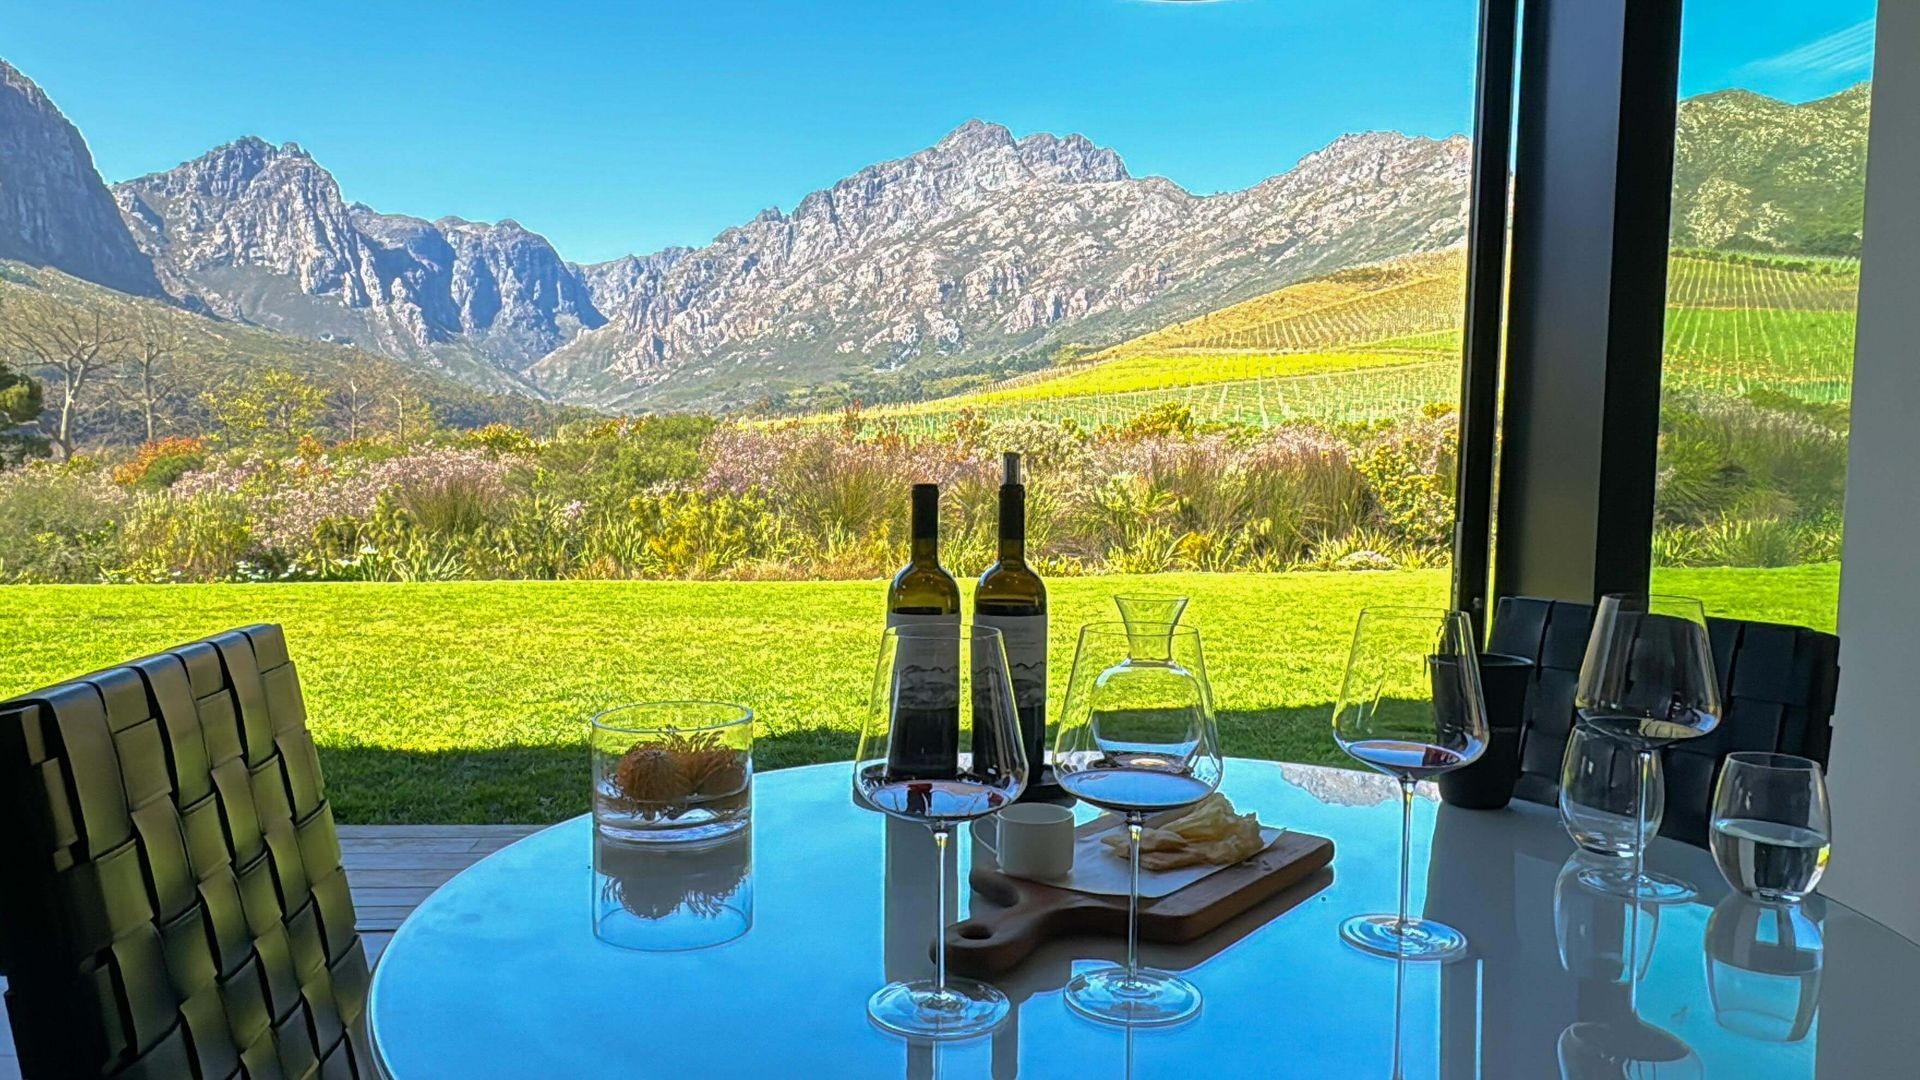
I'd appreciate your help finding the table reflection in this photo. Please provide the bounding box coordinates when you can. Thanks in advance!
[591,826,753,951]
[1706,894,1824,1043]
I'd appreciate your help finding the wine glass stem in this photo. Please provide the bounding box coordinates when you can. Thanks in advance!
[1126,812,1144,982]
[1396,777,1414,942]
[1630,748,1651,1013]
[933,824,950,999]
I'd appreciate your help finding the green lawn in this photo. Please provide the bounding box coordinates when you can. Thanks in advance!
[0,565,1837,823]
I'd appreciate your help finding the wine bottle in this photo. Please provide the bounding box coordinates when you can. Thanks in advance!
[975,453,1049,795]
[885,483,961,779]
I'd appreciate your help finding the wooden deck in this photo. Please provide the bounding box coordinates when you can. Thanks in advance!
[0,823,544,1078]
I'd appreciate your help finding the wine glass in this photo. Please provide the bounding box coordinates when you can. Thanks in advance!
[1332,607,1488,961]
[853,623,1030,1039]
[1574,594,1721,903]
[1053,621,1221,1026]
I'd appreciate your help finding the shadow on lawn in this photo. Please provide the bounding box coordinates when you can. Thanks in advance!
[320,708,1349,825]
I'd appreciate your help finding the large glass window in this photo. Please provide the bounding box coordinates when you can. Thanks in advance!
[0,2,1485,816]
[1650,3,1874,632]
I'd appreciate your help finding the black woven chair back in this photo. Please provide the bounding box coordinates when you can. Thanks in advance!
[1488,596,1839,847]
[0,625,372,1078]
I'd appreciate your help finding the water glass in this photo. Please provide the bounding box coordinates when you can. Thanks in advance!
[1709,752,1832,903]
[591,701,753,843]
[1560,725,1664,859]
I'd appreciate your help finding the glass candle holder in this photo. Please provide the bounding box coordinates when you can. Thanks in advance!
[591,701,753,844]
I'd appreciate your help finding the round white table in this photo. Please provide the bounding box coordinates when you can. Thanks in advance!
[368,760,1918,1078]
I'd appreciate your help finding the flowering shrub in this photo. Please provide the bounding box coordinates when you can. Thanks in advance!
[0,406,1489,582]
[112,436,209,490]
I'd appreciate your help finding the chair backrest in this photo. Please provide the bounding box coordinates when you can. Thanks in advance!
[0,624,372,1078]
[1488,596,1839,847]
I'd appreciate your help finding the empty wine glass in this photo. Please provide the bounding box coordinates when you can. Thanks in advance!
[1054,621,1221,1026]
[1332,607,1488,961]
[1575,595,1721,905]
[853,623,1030,1039]
[1709,752,1832,903]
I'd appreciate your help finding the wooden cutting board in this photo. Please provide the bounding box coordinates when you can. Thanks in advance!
[945,817,1335,977]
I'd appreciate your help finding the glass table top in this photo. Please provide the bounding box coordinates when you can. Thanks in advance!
[368,760,1918,1078]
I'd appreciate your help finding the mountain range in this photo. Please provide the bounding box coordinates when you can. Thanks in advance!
[0,57,1870,414]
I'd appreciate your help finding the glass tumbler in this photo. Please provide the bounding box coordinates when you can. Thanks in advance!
[1559,725,1695,902]
[1560,724,1664,858]
[591,701,753,843]
[1709,751,1832,903]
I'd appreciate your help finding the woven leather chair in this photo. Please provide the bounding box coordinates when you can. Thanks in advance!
[1488,596,1839,847]
[0,625,372,1077]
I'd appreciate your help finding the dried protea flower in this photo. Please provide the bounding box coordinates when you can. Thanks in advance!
[613,730,748,818]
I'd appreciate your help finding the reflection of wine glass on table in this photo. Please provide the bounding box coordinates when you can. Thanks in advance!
[1053,621,1221,1027]
[853,623,1030,1040]
[1332,608,1488,961]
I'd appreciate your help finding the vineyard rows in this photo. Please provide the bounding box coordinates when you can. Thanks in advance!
[785,248,1860,434]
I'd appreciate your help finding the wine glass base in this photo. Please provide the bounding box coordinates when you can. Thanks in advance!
[1340,914,1469,961]
[1064,965,1202,1027]
[1576,865,1697,904]
[867,978,1008,1040]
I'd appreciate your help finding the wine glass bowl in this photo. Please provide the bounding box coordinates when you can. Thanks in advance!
[1053,621,1221,1026]
[1331,607,1488,961]
[852,623,1030,1040]
[1574,595,1721,750]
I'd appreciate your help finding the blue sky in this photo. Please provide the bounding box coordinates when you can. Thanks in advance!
[4,0,1876,263]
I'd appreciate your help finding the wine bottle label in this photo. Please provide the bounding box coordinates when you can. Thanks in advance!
[973,613,1047,711]
[976,612,1047,777]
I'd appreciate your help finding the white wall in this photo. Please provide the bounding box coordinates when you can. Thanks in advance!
[1823,0,1920,942]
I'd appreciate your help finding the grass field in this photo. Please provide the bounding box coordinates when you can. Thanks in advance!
[0,565,1837,823]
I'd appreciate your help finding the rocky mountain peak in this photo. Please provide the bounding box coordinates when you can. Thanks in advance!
[0,57,162,295]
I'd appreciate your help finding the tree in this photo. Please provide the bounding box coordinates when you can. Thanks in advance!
[203,369,329,451]
[0,299,127,458]
[330,377,383,443]
[126,308,181,443]
[0,355,48,468]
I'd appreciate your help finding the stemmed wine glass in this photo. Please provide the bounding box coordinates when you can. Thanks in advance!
[1054,621,1222,1027]
[853,623,1030,1039]
[1574,595,1721,903]
[1332,607,1488,961]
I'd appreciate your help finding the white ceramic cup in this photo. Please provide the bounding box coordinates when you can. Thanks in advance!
[995,802,1075,879]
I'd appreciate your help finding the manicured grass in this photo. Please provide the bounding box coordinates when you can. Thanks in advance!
[0,565,1838,823]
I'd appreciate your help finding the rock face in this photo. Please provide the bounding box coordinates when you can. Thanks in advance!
[114,138,604,377]
[0,59,161,295]
[106,116,1472,407]
[534,122,1473,407]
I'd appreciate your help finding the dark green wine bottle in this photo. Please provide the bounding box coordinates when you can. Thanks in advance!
[975,453,1049,793]
[886,483,960,779]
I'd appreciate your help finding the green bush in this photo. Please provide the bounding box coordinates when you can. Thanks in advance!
[1354,408,1457,548]
[113,493,257,583]
[0,464,128,582]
